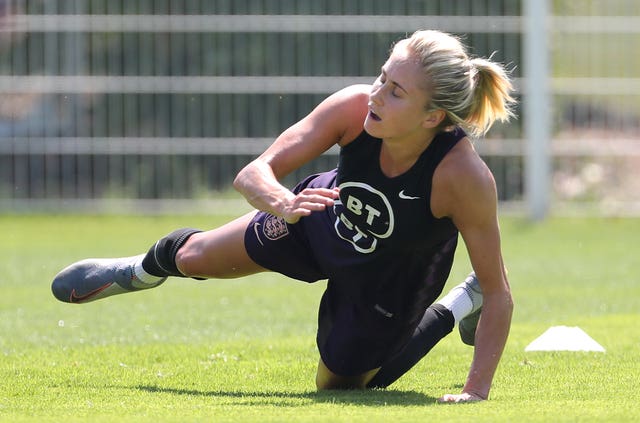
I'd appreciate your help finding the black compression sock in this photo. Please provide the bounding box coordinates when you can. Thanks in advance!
[141,228,202,277]
[367,304,455,389]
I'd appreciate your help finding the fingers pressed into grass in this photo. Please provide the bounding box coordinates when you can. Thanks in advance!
[437,392,485,404]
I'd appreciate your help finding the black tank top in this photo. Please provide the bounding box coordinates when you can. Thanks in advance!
[298,128,465,326]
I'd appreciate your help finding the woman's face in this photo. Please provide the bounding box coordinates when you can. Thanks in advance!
[364,43,435,141]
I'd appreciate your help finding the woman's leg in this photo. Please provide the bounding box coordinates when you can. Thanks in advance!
[315,358,380,390]
[312,305,454,391]
[365,304,454,388]
[51,211,265,303]
[175,212,266,279]
[366,273,482,388]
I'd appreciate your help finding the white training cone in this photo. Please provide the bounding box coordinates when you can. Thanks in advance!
[525,326,605,352]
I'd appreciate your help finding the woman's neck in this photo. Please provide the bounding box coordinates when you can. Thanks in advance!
[379,129,438,178]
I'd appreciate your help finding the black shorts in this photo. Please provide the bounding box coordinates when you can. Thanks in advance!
[244,210,325,282]
[243,172,331,283]
[316,284,417,376]
[244,210,417,376]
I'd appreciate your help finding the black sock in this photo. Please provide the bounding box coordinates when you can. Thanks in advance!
[141,228,202,277]
[367,304,455,388]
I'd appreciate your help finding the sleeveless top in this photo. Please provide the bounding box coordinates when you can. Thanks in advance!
[295,128,466,328]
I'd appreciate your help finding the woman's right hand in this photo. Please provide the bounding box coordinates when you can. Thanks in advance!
[281,187,340,224]
[233,85,369,220]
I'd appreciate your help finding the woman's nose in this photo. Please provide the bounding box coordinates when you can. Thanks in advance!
[370,85,383,106]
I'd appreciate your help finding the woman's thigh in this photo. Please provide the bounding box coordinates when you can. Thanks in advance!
[175,211,267,279]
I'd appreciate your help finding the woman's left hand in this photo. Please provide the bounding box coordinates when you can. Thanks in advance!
[437,392,486,403]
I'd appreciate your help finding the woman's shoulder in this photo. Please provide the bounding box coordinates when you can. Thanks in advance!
[335,83,371,100]
[431,137,498,218]
[442,139,495,189]
[328,84,370,121]
[325,85,370,146]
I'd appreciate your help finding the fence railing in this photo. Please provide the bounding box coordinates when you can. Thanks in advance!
[1,0,639,216]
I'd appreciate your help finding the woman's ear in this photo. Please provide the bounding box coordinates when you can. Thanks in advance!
[422,109,446,129]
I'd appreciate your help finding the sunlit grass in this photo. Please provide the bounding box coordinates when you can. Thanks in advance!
[1,215,639,422]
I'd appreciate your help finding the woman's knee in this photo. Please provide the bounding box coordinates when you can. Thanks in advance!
[175,229,263,279]
[174,234,207,277]
[315,358,379,390]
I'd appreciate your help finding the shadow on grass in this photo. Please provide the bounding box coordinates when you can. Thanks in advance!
[136,384,439,406]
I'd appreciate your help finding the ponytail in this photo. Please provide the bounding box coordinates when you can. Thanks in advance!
[402,30,517,138]
[467,57,516,136]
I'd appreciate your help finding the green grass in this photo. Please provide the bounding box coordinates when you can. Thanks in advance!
[1,214,639,422]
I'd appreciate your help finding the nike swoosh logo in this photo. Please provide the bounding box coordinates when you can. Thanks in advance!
[69,283,113,303]
[398,190,421,200]
[253,222,264,246]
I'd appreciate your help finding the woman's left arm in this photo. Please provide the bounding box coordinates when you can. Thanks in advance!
[433,141,514,402]
[455,204,513,401]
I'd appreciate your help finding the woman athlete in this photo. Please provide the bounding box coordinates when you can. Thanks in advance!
[52,30,515,403]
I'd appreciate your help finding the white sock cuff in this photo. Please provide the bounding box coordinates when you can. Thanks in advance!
[436,285,474,324]
[134,260,164,285]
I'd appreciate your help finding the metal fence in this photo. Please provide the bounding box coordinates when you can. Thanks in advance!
[0,0,638,216]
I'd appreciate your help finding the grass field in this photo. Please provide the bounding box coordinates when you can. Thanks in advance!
[1,214,639,422]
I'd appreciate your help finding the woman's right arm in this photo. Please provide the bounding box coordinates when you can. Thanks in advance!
[233,85,369,223]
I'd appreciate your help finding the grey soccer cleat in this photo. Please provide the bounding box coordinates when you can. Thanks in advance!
[51,254,166,304]
[457,272,483,346]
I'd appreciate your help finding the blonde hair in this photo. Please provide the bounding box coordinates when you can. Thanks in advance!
[398,30,516,137]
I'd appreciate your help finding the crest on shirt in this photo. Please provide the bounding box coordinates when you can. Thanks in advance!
[263,214,289,240]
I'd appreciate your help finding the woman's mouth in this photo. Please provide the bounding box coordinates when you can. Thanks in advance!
[369,111,381,121]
